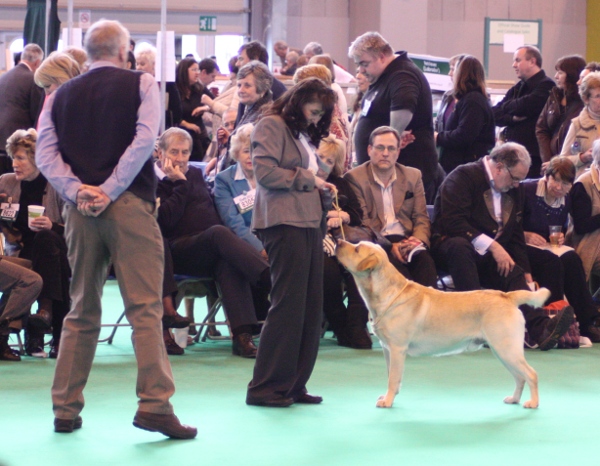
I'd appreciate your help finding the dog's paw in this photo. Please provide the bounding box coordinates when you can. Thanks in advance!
[376,395,393,408]
[503,396,520,405]
[522,400,538,409]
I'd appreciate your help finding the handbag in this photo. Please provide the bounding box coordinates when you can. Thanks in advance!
[524,299,580,349]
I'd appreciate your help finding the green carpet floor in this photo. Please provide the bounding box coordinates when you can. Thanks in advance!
[1,281,599,466]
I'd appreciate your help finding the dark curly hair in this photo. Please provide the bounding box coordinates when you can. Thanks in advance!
[264,78,336,146]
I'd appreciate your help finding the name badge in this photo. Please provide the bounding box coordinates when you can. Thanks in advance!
[233,189,255,214]
[0,202,19,222]
[360,91,377,117]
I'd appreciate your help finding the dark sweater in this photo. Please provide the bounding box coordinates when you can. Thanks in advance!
[521,179,570,240]
[52,67,157,203]
[156,165,222,240]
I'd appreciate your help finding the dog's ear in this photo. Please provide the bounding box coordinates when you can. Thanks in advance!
[356,255,378,272]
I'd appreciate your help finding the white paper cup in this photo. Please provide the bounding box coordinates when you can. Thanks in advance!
[173,327,188,349]
[28,205,45,228]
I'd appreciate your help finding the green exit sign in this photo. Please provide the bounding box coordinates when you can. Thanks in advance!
[199,16,217,32]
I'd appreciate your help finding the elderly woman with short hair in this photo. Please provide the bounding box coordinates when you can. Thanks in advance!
[2,129,70,358]
[521,156,600,342]
[235,60,273,128]
[559,71,600,178]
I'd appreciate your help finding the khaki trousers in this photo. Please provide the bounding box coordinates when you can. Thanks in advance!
[52,192,175,419]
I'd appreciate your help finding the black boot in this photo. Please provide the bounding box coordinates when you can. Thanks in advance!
[0,333,21,362]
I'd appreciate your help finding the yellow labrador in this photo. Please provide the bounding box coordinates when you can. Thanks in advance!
[336,240,550,409]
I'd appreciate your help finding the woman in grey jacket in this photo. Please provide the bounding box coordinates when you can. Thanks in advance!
[246,78,337,407]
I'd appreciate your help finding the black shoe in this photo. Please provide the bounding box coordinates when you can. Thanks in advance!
[232,333,257,358]
[49,342,59,359]
[162,313,192,329]
[538,305,575,351]
[581,318,600,343]
[133,411,197,439]
[54,416,82,433]
[24,331,44,356]
[164,332,184,355]
[295,393,323,404]
[28,310,52,331]
[246,396,294,407]
[337,326,373,349]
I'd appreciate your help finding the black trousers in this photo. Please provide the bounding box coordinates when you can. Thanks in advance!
[323,254,368,332]
[22,229,70,342]
[527,246,600,328]
[385,234,438,287]
[247,225,323,402]
[169,225,269,330]
[433,236,549,342]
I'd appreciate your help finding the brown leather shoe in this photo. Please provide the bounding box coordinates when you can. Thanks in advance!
[232,333,257,358]
[162,313,191,329]
[54,416,83,433]
[164,331,184,355]
[133,411,197,439]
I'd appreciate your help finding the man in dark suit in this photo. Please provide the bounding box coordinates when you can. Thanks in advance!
[431,142,574,351]
[345,126,437,287]
[0,43,44,174]
[493,46,555,178]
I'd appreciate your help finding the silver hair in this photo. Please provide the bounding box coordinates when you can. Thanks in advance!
[489,142,531,169]
[21,43,44,63]
[348,31,393,60]
[237,60,273,95]
[303,42,323,56]
[135,44,157,67]
[158,127,192,152]
[84,19,129,61]
[229,123,254,162]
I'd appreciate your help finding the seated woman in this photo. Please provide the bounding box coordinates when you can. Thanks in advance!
[213,123,270,322]
[559,71,600,178]
[214,124,265,258]
[522,156,600,341]
[318,135,372,349]
[571,139,600,298]
[2,129,70,358]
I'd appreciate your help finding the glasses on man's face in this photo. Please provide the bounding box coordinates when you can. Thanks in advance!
[505,165,524,185]
[372,145,398,154]
[356,59,372,70]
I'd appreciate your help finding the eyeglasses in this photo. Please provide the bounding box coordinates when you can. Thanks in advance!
[505,166,524,184]
[355,59,372,69]
[372,145,398,153]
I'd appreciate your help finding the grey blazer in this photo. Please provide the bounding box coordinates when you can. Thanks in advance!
[251,115,323,230]
[344,162,431,246]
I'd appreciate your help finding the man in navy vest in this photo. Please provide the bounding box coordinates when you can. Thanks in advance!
[36,19,196,439]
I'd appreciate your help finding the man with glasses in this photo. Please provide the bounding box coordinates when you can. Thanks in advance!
[348,32,439,203]
[431,142,574,351]
[345,126,438,287]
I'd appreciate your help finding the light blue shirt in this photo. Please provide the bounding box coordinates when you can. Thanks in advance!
[36,61,160,204]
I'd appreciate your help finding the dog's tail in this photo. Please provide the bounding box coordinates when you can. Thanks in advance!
[506,288,551,308]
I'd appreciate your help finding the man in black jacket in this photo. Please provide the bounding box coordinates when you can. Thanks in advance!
[431,142,574,351]
[493,46,555,178]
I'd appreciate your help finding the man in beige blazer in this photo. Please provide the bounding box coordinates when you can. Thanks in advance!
[344,126,437,287]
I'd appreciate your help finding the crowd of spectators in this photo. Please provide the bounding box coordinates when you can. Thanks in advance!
[3,26,600,372]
